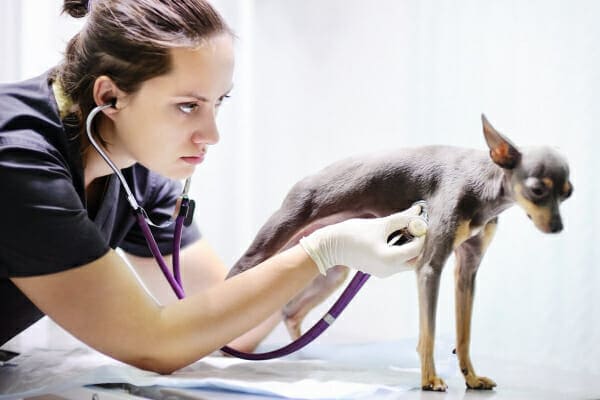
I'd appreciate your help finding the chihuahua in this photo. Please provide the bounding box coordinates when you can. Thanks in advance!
[227,115,573,391]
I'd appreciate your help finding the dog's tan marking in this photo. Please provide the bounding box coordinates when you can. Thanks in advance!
[514,184,552,232]
[417,325,447,391]
[453,219,472,249]
[454,220,497,390]
[416,266,448,391]
[542,177,554,189]
[454,254,476,382]
[480,220,498,252]
[453,219,488,249]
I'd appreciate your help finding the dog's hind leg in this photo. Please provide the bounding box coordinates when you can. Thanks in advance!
[453,218,498,390]
[282,265,349,339]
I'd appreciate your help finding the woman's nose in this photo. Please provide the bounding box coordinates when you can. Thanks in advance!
[192,112,220,145]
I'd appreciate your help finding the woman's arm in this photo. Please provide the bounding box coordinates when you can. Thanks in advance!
[11,206,425,373]
[124,239,283,351]
[11,245,319,374]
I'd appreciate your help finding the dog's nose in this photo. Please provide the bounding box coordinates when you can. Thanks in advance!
[550,218,563,233]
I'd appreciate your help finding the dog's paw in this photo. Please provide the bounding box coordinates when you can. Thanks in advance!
[421,376,448,391]
[283,317,302,340]
[465,375,496,390]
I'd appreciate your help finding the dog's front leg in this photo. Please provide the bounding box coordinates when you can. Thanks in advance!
[454,220,498,390]
[416,262,447,391]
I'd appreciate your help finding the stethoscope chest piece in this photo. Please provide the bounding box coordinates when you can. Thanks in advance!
[184,199,195,227]
[175,196,196,227]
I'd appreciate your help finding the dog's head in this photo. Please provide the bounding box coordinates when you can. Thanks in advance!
[481,114,573,233]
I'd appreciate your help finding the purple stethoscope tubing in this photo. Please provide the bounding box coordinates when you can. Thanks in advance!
[135,205,371,360]
[135,208,187,300]
[220,272,370,360]
[87,102,369,360]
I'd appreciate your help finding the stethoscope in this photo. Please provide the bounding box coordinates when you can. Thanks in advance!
[86,103,194,300]
[86,103,399,361]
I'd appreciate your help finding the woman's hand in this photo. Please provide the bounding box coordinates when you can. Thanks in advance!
[299,204,428,278]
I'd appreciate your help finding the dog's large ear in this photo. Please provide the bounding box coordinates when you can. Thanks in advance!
[481,114,521,169]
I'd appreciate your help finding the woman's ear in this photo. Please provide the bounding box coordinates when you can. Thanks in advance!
[92,76,127,117]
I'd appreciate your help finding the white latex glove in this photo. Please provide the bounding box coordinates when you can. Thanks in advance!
[299,205,428,278]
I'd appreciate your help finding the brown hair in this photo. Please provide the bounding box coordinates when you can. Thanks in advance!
[56,0,232,145]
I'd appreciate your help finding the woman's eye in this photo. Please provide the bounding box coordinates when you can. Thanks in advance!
[178,103,199,114]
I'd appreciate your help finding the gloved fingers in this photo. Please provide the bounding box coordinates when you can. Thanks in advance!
[382,235,426,264]
[383,209,428,237]
[400,203,423,217]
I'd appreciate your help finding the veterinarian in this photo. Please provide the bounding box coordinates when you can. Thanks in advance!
[0,0,427,373]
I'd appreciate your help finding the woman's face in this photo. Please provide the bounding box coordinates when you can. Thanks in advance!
[107,33,234,179]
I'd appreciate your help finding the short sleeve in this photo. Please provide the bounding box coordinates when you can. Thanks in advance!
[118,172,201,257]
[0,141,110,278]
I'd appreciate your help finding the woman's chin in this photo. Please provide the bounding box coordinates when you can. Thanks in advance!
[146,164,194,181]
[170,165,196,180]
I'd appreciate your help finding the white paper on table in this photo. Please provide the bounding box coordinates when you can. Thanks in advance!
[0,339,459,399]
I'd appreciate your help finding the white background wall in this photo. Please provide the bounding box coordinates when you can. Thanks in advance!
[2,0,598,376]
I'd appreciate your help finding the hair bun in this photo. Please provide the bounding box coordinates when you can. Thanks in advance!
[62,0,91,18]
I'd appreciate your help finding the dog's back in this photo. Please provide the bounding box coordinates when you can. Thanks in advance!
[228,144,498,277]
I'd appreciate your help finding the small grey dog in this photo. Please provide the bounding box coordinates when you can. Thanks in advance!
[228,115,573,391]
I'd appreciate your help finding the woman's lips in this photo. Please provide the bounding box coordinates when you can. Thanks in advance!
[181,154,205,165]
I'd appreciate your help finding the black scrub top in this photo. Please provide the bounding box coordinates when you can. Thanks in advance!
[0,71,201,345]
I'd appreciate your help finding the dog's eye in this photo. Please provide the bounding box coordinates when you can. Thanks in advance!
[531,186,546,197]
[526,179,548,199]
[528,181,549,201]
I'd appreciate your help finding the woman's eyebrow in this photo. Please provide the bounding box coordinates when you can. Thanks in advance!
[177,92,209,102]
[178,85,234,102]
[223,85,234,96]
